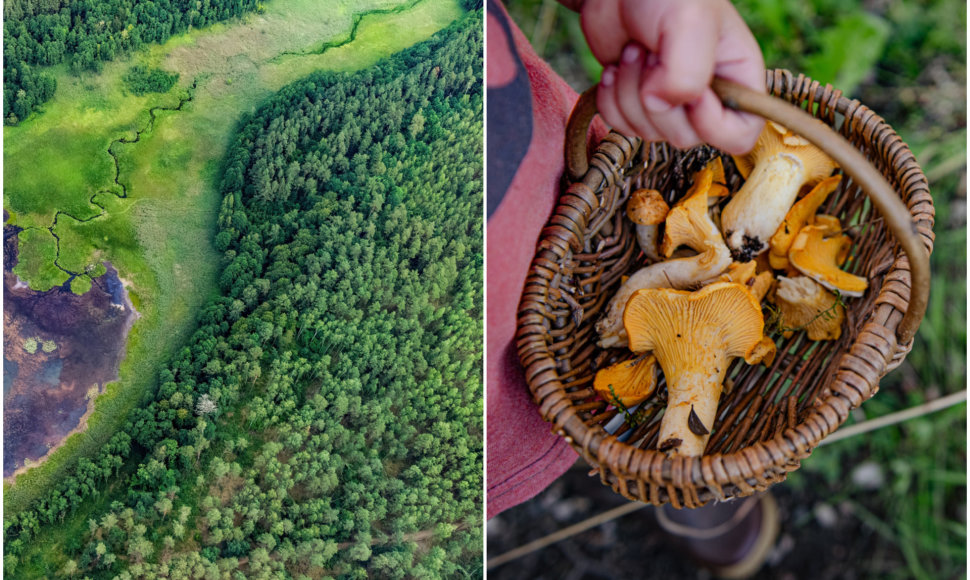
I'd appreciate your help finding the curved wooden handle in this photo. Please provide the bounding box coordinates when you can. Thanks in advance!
[564,80,929,344]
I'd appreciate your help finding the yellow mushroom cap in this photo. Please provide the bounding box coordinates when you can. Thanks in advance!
[813,214,843,235]
[748,270,775,303]
[789,225,868,297]
[623,282,768,456]
[701,261,773,304]
[709,156,727,185]
[774,275,845,340]
[809,215,852,265]
[661,163,726,258]
[746,336,777,366]
[732,121,834,180]
[703,260,758,286]
[593,354,658,408]
[624,282,766,362]
[768,175,843,270]
[627,189,670,226]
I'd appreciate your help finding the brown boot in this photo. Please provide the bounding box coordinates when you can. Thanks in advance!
[655,492,780,579]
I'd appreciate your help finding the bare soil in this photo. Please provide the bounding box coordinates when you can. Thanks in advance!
[487,459,895,580]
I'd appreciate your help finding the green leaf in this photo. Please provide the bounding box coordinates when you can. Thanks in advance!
[803,11,890,95]
[564,10,602,84]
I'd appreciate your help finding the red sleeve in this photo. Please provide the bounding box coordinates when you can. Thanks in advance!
[486,0,606,519]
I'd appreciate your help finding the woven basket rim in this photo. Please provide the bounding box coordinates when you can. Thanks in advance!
[515,69,936,508]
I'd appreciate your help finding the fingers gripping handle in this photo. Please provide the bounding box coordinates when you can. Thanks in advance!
[564,80,929,343]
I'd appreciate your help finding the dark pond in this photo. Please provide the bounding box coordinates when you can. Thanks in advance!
[3,224,139,477]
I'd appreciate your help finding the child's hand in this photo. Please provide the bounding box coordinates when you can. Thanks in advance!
[580,0,765,155]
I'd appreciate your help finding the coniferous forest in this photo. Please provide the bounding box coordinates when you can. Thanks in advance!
[5,8,483,578]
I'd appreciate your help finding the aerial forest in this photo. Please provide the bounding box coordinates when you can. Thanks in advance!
[3,0,261,124]
[5,7,483,578]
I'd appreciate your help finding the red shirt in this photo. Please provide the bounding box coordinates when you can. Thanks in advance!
[486,0,605,519]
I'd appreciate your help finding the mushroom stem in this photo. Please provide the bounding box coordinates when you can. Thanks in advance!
[657,359,729,456]
[723,154,806,260]
[623,283,769,457]
[635,224,663,263]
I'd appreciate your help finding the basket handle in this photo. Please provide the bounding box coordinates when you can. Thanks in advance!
[564,79,929,344]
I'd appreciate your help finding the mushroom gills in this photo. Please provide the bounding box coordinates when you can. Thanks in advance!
[623,283,769,456]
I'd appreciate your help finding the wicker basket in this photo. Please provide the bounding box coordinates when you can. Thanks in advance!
[515,70,935,508]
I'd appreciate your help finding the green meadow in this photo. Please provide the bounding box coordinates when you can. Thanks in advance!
[3,0,462,514]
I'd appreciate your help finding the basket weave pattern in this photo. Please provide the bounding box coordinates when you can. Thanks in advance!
[516,70,935,508]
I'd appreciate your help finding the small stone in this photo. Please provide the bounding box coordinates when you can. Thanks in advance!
[814,502,838,529]
[850,461,885,490]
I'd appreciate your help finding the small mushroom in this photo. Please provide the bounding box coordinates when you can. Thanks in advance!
[593,353,658,408]
[623,282,772,456]
[789,225,868,297]
[705,158,731,229]
[708,155,728,185]
[747,336,777,366]
[627,189,670,263]
[721,121,838,262]
[814,214,843,237]
[773,276,845,340]
[768,175,842,270]
[702,261,773,302]
[748,271,775,303]
[661,163,728,258]
[804,214,848,265]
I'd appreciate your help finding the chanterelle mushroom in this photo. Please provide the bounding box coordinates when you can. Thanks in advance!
[702,260,757,286]
[773,276,845,340]
[627,189,669,263]
[788,224,868,297]
[596,179,731,349]
[721,121,838,262]
[593,353,658,408]
[813,214,843,237]
[748,271,775,303]
[768,175,843,270]
[661,163,728,258]
[623,282,772,456]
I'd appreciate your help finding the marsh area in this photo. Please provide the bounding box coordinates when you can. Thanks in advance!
[4,224,138,477]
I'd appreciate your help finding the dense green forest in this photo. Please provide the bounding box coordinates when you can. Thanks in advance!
[3,0,259,123]
[123,64,179,95]
[4,9,484,578]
